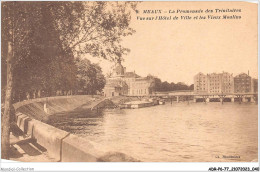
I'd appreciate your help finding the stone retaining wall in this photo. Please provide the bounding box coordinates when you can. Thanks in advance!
[13,97,139,162]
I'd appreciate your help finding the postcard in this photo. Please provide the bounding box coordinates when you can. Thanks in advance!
[1,1,258,171]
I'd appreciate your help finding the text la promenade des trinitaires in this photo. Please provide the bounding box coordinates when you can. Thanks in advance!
[136,8,242,21]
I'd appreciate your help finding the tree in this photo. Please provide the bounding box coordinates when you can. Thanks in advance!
[189,84,194,90]
[153,78,162,91]
[52,1,137,61]
[1,2,79,101]
[2,2,18,159]
[11,2,78,99]
[146,75,193,92]
[76,58,105,94]
[2,1,137,159]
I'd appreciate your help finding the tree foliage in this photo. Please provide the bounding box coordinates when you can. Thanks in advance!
[1,1,137,102]
[148,75,193,92]
[1,1,137,159]
[2,2,78,101]
[54,1,137,61]
[75,58,105,95]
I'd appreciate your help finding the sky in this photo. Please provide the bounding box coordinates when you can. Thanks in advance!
[89,1,258,85]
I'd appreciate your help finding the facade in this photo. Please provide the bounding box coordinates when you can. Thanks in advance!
[234,73,252,93]
[207,72,234,94]
[252,78,258,93]
[103,60,154,97]
[221,72,234,93]
[207,73,222,93]
[193,71,260,94]
[124,71,140,95]
[194,72,234,94]
[194,73,208,93]
[129,77,153,96]
[103,78,128,97]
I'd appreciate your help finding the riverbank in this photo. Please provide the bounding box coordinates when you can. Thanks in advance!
[46,96,139,133]
[15,95,102,121]
[10,96,258,162]
[15,95,139,121]
[109,96,140,105]
[11,95,141,162]
[13,95,139,134]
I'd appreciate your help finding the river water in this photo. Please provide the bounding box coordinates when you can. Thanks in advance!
[67,102,258,162]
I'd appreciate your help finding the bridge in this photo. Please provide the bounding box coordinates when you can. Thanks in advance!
[126,90,258,104]
[152,91,258,103]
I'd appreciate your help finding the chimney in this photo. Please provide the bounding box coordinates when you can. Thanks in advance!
[248,70,249,76]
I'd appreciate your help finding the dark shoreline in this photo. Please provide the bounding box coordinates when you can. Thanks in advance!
[45,96,140,133]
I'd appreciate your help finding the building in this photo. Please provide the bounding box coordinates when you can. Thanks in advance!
[207,72,233,94]
[194,73,208,93]
[252,78,258,93]
[124,71,140,95]
[129,77,153,96]
[221,72,234,93]
[194,72,233,94]
[207,73,222,93]
[103,78,128,97]
[103,60,154,97]
[234,73,252,93]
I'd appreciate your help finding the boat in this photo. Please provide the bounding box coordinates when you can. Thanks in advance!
[159,100,165,105]
[148,98,159,105]
[120,101,154,109]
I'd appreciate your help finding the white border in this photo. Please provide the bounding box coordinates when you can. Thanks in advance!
[0,0,259,171]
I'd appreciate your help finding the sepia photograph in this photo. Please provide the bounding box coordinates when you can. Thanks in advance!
[1,0,259,171]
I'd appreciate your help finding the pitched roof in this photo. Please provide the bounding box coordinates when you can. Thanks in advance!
[124,72,140,78]
[105,79,128,88]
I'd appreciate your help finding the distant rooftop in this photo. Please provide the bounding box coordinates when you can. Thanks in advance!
[124,72,140,78]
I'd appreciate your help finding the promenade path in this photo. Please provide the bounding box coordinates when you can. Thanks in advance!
[8,96,109,162]
[8,95,137,162]
[9,124,55,162]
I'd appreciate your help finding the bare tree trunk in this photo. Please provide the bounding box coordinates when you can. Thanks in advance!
[2,2,15,159]
[1,41,13,160]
